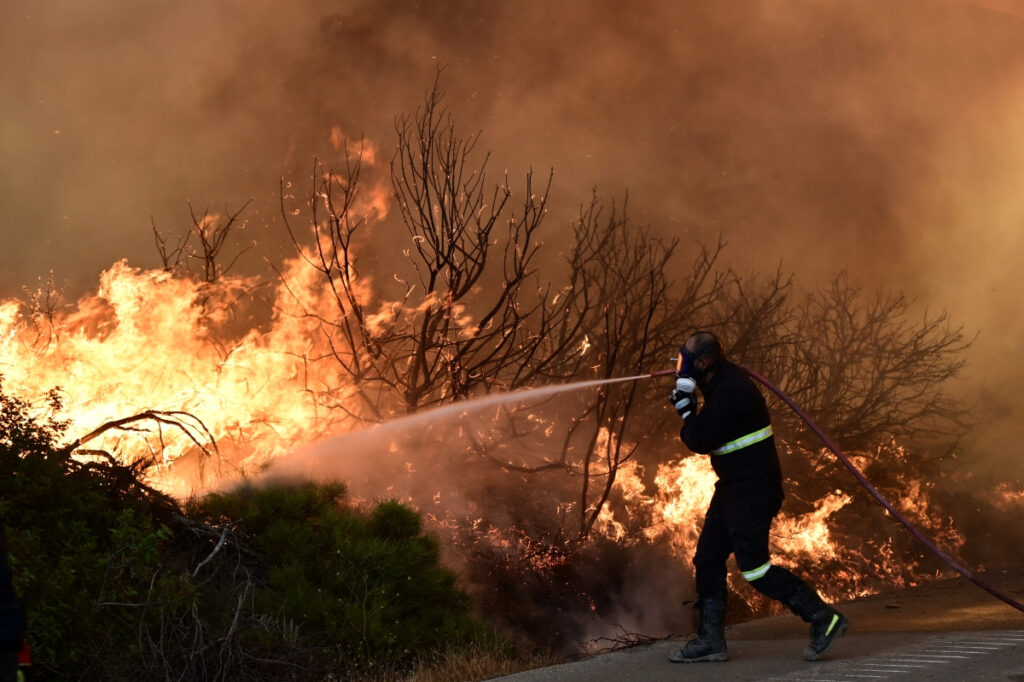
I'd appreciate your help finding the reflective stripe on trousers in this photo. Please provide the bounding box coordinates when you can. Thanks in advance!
[741,560,772,581]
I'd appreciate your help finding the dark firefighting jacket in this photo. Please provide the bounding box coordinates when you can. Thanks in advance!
[680,360,783,496]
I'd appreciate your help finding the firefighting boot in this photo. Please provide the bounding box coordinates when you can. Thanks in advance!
[785,583,849,661]
[668,596,728,663]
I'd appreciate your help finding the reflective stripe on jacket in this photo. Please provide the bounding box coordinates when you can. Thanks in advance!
[680,361,783,492]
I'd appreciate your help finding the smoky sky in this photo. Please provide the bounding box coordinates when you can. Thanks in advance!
[4,0,1024,474]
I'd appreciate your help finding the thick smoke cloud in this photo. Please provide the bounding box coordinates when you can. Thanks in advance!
[3,0,1024,475]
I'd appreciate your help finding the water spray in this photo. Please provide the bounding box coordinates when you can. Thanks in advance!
[264,373,652,482]
[647,363,1024,614]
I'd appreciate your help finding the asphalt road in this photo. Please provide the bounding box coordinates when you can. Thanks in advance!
[494,568,1024,681]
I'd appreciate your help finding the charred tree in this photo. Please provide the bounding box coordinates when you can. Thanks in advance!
[276,75,972,552]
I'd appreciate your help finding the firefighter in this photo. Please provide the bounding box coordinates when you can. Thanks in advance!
[667,330,848,663]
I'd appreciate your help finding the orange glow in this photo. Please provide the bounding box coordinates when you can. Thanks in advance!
[598,458,853,596]
[595,440,971,603]
[0,255,368,494]
[993,482,1024,509]
[0,252,988,607]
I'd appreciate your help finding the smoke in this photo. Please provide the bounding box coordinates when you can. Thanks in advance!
[5,0,1024,576]
[251,382,706,648]
[6,1,1024,278]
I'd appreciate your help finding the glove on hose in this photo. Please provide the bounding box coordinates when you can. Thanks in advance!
[669,376,697,420]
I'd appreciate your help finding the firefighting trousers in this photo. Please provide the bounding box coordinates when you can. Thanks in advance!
[693,486,804,603]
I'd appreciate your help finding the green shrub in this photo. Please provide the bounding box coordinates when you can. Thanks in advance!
[189,482,498,673]
[2,380,506,680]
[0,381,184,679]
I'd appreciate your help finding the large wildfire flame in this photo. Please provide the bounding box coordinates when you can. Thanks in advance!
[0,254,366,492]
[596,452,965,603]
[0,233,984,630]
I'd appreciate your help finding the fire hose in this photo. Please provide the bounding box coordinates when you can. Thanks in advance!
[650,365,1024,614]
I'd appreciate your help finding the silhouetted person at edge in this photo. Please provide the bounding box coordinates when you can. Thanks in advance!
[0,520,25,682]
[667,331,848,663]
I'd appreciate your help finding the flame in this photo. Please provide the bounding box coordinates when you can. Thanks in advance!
[993,482,1024,509]
[595,440,972,603]
[597,458,850,566]
[0,254,373,494]
[328,124,379,167]
[773,490,852,561]
[0,228,993,616]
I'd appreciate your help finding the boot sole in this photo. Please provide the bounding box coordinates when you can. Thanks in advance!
[669,652,729,663]
[803,617,849,661]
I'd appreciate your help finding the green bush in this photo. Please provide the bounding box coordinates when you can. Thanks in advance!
[190,482,497,673]
[2,380,506,680]
[0,381,183,679]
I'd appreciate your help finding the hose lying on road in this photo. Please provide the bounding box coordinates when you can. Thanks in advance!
[737,363,1024,615]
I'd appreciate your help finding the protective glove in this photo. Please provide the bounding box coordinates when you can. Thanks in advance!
[669,376,697,420]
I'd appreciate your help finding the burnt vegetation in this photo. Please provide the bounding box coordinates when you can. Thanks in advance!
[4,76,1020,678]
